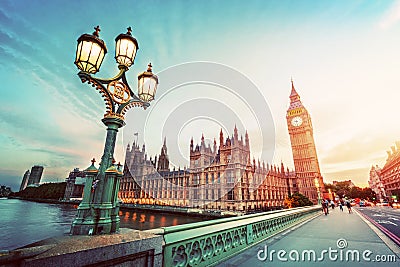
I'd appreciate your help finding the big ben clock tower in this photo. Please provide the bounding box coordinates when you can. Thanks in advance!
[287,80,324,204]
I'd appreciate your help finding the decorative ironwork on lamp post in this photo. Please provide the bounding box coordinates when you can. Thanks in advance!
[70,26,158,235]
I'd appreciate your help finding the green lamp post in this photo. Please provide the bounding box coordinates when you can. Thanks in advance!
[70,26,158,235]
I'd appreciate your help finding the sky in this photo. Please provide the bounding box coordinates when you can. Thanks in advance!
[1,0,400,191]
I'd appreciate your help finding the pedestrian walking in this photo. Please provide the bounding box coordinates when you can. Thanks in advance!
[339,201,343,212]
[346,200,352,213]
[321,199,328,215]
[330,200,335,209]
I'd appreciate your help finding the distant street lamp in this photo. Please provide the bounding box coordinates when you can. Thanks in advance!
[70,26,158,235]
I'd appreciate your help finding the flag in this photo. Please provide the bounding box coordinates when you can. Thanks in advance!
[134,132,138,136]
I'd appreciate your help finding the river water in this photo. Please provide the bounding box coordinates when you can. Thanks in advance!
[0,198,204,250]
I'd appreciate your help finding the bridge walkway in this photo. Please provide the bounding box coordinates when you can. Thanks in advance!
[218,206,400,266]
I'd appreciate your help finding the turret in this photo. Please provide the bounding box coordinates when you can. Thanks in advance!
[213,138,217,154]
[157,137,169,172]
[220,128,224,147]
[245,130,249,147]
[234,125,238,142]
[163,137,167,154]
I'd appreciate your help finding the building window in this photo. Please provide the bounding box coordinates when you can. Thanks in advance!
[227,171,234,184]
[228,189,234,200]
[193,175,200,185]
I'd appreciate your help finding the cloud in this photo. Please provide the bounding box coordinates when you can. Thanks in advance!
[321,132,391,165]
[379,1,400,29]
[0,5,104,123]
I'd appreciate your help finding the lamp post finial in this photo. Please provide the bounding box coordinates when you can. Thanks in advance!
[93,26,101,37]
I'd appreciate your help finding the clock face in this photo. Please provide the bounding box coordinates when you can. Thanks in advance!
[291,116,303,127]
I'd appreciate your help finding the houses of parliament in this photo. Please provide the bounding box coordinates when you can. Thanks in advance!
[118,81,325,211]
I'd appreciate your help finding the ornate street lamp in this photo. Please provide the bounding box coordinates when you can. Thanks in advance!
[71,26,158,235]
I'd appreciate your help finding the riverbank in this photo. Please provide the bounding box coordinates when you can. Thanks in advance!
[7,196,79,205]
[120,203,240,218]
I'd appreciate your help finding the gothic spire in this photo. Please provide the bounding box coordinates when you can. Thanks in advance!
[220,128,224,147]
[288,78,304,110]
[234,124,238,141]
[160,137,167,156]
[290,78,300,100]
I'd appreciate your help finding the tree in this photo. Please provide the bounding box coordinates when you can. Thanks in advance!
[322,182,377,201]
[324,183,336,192]
[11,182,66,200]
[360,188,376,201]
[284,192,313,208]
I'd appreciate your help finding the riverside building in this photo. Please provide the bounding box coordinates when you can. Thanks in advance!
[380,142,400,199]
[27,165,44,186]
[119,81,326,210]
[368,165,386,201]
[119,127,298,212]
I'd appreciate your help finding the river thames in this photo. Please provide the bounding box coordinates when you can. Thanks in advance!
[0,198,204,250]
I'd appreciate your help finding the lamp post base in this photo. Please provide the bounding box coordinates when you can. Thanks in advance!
[70,159,123,235]
[70,221,114,236]
[71,206,119,235]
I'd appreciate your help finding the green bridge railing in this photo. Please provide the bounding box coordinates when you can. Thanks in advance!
[161,206,321,267]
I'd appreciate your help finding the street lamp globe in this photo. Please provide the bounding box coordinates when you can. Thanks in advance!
[115,27,139,67]
[74,26,107,74]
[138,63,159,102]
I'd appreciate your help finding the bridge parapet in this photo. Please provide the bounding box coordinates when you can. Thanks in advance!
[1,206,320,267]
[160,206,321,267]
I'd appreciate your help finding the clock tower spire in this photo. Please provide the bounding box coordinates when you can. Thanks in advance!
[286,79,324,204]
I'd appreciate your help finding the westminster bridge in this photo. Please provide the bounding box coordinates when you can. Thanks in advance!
[1,205,399,267]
